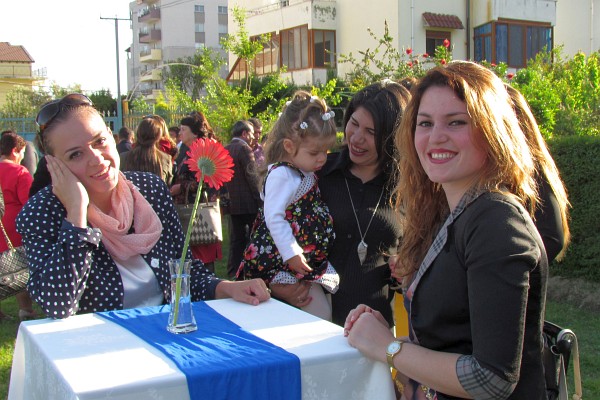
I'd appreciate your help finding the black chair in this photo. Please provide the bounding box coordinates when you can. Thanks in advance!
[543,321,582,400]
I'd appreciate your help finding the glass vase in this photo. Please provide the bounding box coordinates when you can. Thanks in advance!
[167,259,198,334]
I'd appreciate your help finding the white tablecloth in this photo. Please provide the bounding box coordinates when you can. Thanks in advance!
[8,299,395,400]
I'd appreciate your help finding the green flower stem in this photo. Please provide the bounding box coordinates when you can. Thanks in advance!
[172,175,204,325]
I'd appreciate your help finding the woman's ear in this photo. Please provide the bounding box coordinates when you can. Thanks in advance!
[283,139,296,155]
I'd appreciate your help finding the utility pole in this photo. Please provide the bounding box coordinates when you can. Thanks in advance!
[101,15,131,133]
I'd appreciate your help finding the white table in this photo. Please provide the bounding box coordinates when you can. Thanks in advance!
[8,299,395,400]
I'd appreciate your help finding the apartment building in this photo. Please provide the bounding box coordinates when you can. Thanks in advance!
[0,42,37,107]
[227,0,596,86]
[127,0,229,102]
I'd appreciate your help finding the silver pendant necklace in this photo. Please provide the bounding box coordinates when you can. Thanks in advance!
[344,177,385,265]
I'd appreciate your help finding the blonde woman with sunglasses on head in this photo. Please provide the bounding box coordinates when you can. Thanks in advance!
[16,94,271,319]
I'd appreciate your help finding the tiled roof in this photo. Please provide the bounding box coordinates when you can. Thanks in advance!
[0,42,35,63]
[422,12,464,30]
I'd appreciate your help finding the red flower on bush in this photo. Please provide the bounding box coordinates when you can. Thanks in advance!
[423,53,430,58]
[407,62,413,67]
[443,39,450,48]
[441,59,447,65]
[507,73,515,80]
[406,48,413,55]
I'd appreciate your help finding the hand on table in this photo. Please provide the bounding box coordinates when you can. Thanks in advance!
[344,304,394,362]
[216,279,271,306]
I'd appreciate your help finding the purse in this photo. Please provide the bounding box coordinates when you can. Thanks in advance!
[543,320,582,400]
[175,189,222,246]
[0,219,29,302]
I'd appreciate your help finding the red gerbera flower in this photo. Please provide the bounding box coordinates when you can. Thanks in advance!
[443,39,450,48]
[406,48,413,55]
[184,138,234,190]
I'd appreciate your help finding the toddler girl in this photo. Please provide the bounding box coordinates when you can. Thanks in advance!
[237,91,339,320]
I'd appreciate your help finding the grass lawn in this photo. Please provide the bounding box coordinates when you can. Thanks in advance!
[1,216,598,398]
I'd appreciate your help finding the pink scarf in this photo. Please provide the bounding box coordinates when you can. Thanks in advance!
[87,172,162,261]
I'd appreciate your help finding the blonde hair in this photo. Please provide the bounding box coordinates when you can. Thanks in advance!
[262,91,336,177]
[506,84,571,260]
[395,61,538,277]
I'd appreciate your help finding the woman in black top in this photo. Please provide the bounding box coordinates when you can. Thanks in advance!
[271,80,411,326]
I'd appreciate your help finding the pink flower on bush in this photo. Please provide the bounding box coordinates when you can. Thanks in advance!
[406,48,413,55]
[443,39,450,48]
[407,62,413,67]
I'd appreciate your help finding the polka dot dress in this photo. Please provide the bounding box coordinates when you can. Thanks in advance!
[16,171,220,319]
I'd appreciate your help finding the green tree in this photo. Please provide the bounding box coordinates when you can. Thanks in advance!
[220,5,269,92]
[0,86,51,117]
[161,50,225,100]
[89,89,117,115]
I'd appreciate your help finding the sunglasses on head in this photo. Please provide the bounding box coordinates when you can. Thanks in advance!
[36,93,93,136]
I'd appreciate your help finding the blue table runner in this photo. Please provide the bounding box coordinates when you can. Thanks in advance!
[98,302,301,400]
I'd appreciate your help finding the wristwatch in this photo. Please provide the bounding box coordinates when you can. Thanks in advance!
[386,340,404,369]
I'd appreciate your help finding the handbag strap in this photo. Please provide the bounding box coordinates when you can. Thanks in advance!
[183,183,210,206]
[0,219,14,250]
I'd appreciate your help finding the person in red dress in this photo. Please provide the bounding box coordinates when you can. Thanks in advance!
[0,131,36,320]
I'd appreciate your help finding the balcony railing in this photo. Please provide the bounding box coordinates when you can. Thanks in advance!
[140,48,162,63]
[139,29,161,43]
[138,7,160,23]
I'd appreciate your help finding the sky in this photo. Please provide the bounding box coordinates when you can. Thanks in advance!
[1,0,132,97]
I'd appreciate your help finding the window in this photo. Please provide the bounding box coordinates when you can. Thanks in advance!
[218,24,227,34]
[313,30,335,68]
[218,6,227,14]
[425,31,451,57]
[195,23,204,33]
[474,20,552,68]
[280,0,289,6]
[194,5,204,13]
[281,26,309,70]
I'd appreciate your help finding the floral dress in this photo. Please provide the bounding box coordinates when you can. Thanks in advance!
[237,162,337,288]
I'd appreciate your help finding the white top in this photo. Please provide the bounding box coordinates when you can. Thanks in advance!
[263,163,316,263]
[114,255,164,309]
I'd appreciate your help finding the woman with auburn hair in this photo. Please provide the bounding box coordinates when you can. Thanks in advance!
[121,115,173,185]
[345,62,551,399]
[505,84,570,262]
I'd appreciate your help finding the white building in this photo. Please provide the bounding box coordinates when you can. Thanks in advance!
[227,0,596,86]
[127,0,229,102]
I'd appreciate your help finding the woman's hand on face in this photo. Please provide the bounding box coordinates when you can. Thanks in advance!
[269,281,312,308]
[216,279,271,306]
[46,155,89,227]
[345,307,394,363]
